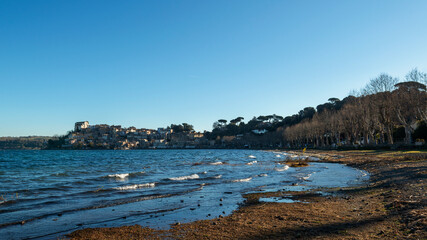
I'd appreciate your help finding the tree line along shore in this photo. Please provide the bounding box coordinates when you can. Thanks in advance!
[1,68,426,150]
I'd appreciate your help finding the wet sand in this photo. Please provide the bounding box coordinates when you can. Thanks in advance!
[67,150,426,239]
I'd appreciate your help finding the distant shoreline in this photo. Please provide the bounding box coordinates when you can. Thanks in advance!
[1,144,426,151]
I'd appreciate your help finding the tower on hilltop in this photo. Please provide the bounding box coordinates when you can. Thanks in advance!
[74,121,89,132]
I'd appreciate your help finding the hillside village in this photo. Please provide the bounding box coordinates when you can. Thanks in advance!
[63,121,209,149]
[3,71,425,150]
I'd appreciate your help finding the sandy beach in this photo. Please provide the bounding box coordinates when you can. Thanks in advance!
[67,150,426,239]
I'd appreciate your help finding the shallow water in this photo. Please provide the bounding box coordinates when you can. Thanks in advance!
[0,150,368,239]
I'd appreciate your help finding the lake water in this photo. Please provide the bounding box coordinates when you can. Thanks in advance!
[0,150,368,239]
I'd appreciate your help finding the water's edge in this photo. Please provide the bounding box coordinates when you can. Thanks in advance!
[0,150,369,240]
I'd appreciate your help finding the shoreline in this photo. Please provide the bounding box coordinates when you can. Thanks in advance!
[67,150,426,239]
[2,144,426,151]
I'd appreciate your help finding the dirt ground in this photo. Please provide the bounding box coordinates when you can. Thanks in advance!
[67,150,426,240]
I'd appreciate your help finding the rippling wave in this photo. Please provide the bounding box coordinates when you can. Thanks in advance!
[168,173,200,181]
[0,149,369,240]
[114,182,156,190]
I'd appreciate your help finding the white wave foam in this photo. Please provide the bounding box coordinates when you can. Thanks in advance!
[108,173,129,179]
[209,161,224,165]
[258,173,268,177]
[301,174,312,180]
[287,154,309,160]
[275,154,282,157]
[108,171,145,178]
[275,165,290,171]
[232,177,252,182]
[248,155,256,159]
[246,160,257,165]
[169,174,200,181]
[114,182,156,190]
[213,174,222,178]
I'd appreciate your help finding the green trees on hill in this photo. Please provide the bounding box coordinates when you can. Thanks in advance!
[171,123,194,133]
[46,133,70,149]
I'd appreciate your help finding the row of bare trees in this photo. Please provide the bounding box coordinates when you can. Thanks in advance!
[284,69,427,147]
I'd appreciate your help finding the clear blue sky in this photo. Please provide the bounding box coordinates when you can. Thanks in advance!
[1,0,426,136]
